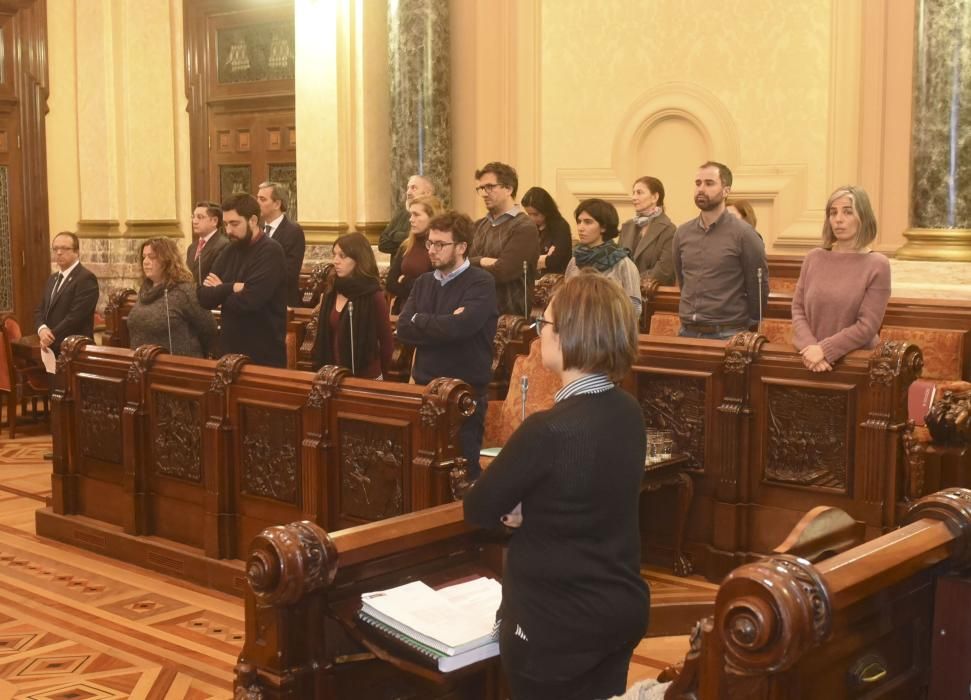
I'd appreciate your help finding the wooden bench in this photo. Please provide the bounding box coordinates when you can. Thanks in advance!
[234,502,506,700]
[35,337,473,594]
[659,487,971,698]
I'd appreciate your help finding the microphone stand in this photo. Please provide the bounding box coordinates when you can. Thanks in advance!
[348,300,356,375]
[520,375,529,422]
[164,287,174,353]
[523,260,529,319]
[756,268,764,334]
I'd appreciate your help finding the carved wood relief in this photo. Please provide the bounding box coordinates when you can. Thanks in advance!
[765,385,849,491]
[79,377,123,464]
[639,374,706,470]
[153,392,203,482]
[240,405,299,504]
[338,418,405,522]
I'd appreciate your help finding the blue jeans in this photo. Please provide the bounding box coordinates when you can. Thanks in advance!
[678,325,745,340]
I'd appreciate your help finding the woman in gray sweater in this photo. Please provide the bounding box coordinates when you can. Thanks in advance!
[128,237,217,358]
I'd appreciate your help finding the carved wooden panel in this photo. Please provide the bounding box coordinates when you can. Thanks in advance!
[78,377,123,464]
[215,20,294,85]
[338,418,406,521]
[764,384,850,491]
[237,130,250,151]
[639,374,706,470]
[240,404,299,504]
[219,164,251,202]
[267,163,297,221]
[152,392,202,482]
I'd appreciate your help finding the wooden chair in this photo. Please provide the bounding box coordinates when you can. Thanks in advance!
[0,315,49,438]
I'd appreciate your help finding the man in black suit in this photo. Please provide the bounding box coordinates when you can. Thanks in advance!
[34,232,100,354]
[187,201,230,285]
[257,181,305,307]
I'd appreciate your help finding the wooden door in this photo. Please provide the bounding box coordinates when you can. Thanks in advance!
[0,1,50,329]
[210,110,298,219]
[184,0,296,211]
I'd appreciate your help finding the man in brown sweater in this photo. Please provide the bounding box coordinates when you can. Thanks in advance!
[469,162,539,317]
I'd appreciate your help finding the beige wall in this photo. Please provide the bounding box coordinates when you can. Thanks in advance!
[46,0,190,243]
[451,0,915,255]
[45,0,913,254]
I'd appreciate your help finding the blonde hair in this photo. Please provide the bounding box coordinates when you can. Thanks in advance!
[821,186,877,250]
[550,270,638,381]
[403,195,444,254]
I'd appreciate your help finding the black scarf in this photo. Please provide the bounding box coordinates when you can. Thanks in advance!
[573,242,631,272]
[138,279,176,304]
[314,274,381,376]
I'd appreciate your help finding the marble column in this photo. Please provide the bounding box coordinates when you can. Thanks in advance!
[897,0,971,260]
[388,0,451,209]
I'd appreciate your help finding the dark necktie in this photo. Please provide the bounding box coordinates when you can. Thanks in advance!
[50,273,64,300]
[264,224,272,237]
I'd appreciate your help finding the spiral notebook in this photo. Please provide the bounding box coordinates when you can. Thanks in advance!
[360,577,501,657]
[357,611,499,672]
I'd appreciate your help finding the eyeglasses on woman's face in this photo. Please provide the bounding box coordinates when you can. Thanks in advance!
[424,240,455,251]
[530,316,555,333]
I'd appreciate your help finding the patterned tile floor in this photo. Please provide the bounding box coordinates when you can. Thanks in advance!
[0,429,703,698]
[0,434,238,699]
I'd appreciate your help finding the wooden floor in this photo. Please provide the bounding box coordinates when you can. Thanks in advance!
[0,422,704,698]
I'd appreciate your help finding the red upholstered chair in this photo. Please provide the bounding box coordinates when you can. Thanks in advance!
[0,315,50,438]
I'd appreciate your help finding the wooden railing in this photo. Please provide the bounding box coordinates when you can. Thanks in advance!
[36,337,474,593]
[661,487,971,698]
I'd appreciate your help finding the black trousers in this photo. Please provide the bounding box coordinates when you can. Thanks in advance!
[500,618,637,700]
[458,388,488,480]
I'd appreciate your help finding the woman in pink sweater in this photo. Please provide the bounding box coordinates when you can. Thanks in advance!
[792,185,891,372]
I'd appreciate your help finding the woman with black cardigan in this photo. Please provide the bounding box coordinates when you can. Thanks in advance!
[312,232,393,378]
[522,186,572,275]
[464,271,648,700]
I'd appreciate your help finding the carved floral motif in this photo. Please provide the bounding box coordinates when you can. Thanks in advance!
[765,385,848,490]
[241,405,298,504]
[79,377,123,464]
[153,392,202,482]
[210,354,248,394]
[339,419,405,521]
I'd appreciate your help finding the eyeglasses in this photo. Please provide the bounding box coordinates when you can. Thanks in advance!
[424,240,455,251]
[51,246,75,253]
[474,183,505,195]
[530,316,555,333]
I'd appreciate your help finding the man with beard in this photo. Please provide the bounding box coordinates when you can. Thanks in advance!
[197,193,287,367]
[395,211,498,481]
[672,161,768,339]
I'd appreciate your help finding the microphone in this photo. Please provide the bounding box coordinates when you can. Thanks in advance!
[348,300,356,375]
[523,260,529,319]
[520,375,529,422]
[163,287,174,353]
[756,268,764,334]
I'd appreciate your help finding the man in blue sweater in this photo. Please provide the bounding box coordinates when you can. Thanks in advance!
[396,211,498,480]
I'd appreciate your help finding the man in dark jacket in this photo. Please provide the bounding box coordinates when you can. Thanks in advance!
[187,201,229,286]
[34,232,99,354]
[198,193,287,367]
[396,211,498,480]
[257,181,306,307]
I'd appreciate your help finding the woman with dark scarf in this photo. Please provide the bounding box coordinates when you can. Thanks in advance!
[522,186,572,275]
[312,232,394,378]
[564,199,642,314]
[616,176,676,284]
[128,237,217,357]
[385,194,443,314]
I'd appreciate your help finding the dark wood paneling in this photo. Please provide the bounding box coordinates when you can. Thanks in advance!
[0,1,49,330]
